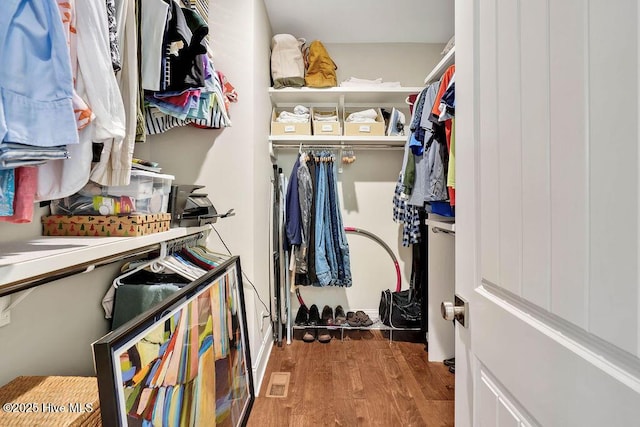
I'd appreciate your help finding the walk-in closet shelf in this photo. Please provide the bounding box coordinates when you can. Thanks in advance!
[0,225,210,295]
[293,321,421,342]
[424,46,455,84]
[269,86,424,106]
[269,86,421,151]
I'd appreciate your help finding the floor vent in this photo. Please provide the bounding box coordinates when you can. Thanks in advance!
[265,372,290,398]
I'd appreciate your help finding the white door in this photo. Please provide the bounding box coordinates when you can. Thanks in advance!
[455,0,640,425]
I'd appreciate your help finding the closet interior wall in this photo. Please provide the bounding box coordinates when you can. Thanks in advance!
[277,43,444,314]
[109,0,276,390]
[0,0,275,392]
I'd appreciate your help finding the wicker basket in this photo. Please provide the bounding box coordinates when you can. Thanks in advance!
[0,376,101,426]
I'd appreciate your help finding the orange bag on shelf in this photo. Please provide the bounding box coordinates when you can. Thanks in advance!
[304,40,337,88]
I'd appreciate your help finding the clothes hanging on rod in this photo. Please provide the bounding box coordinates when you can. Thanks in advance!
[102,242,230,329]
[394,64,456,245]
[1,0,238,222]
[285,151,352,288]
[180,246,228,270]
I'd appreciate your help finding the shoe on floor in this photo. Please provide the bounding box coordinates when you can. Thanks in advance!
[317,328,331,343]
[334,305,347,325]
[355,310,373,327]
[443,357,455,367]
[294,304,309,326]
[321,305,334,326]
[303,328,316,343]
[346,311,360,327]
[308,304,320,326]
[449,365,455,374]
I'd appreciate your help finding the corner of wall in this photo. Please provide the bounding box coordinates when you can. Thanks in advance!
[251,323,273,396]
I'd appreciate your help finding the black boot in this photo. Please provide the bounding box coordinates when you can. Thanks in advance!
[321,305,334,326]
[294,304,309,326]
[334,305,347,325]
[308,304,320,326]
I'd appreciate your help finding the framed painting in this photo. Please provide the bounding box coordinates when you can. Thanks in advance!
[93,256,254,427]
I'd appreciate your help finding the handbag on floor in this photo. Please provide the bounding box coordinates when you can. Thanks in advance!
[378,288,421,329]
[378,241,423,329]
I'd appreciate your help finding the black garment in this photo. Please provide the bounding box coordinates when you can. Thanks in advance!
[298,154,318,286]
[164,1,208,91]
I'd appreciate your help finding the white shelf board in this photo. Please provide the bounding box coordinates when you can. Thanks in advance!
[269,86,423,106]
[268,135,406,145]
[425,219,456,233]
[0,225,210,287]
[424,46,455,84]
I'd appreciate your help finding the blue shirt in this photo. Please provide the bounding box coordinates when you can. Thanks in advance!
[0,0,78,147]
[285,157,302,247]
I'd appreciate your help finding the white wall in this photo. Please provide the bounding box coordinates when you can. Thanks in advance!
[325,42,445,87]
[0,265,117,385]
[136,0,275,388]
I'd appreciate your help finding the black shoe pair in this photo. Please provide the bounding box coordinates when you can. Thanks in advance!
[301,304,318,342]
[320,305,333,326]
[295,304,321,326]
[319,305,350,327]
[444,357,455,374]
[295,304,335,326]
[296,304,332,343]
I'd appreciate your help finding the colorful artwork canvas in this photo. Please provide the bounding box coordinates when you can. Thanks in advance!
[93,256,254,427]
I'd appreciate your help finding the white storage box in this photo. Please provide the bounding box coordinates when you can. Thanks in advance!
[343,107,385,136]
[270,107,311,136]
[105,170,175,214]
[311,107,341,136]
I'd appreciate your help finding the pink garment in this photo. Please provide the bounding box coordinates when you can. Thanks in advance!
[217,71,237,112]
[0,167,38,223]
[154,90,201,107]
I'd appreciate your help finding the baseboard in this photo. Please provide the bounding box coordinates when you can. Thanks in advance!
[251,324,273,396]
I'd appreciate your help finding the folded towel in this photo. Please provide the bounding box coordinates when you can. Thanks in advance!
[340,77,401,87]
[277,111,310,123]
[345,108,378,123]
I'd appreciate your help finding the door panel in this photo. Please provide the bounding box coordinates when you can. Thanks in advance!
[587,1,638,355]
[473,284,640,426]
[520,0,551,310]
[496,0,523,297]
[478,0,499,286]
[477,368,532,427]
[456,0,640,424]
[548,0,589,328]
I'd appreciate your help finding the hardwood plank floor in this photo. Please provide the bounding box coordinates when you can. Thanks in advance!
[247,331,454,427]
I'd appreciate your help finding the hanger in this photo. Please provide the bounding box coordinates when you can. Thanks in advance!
[185,245,229,262]
[112,242,201,288]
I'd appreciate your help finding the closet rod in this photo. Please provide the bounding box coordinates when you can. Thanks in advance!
[271,144,403,151]
[0,232,207,298]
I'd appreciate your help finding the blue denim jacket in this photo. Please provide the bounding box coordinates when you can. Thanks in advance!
[0,0,78,147]
[313,153,352,287]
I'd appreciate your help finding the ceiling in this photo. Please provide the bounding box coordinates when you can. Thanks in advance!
[264,0,454,44]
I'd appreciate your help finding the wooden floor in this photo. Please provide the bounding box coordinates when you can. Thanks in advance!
[247,330,454,427]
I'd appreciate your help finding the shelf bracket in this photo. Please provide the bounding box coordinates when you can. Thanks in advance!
[269,141,276,161]
[0,289,36,328]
